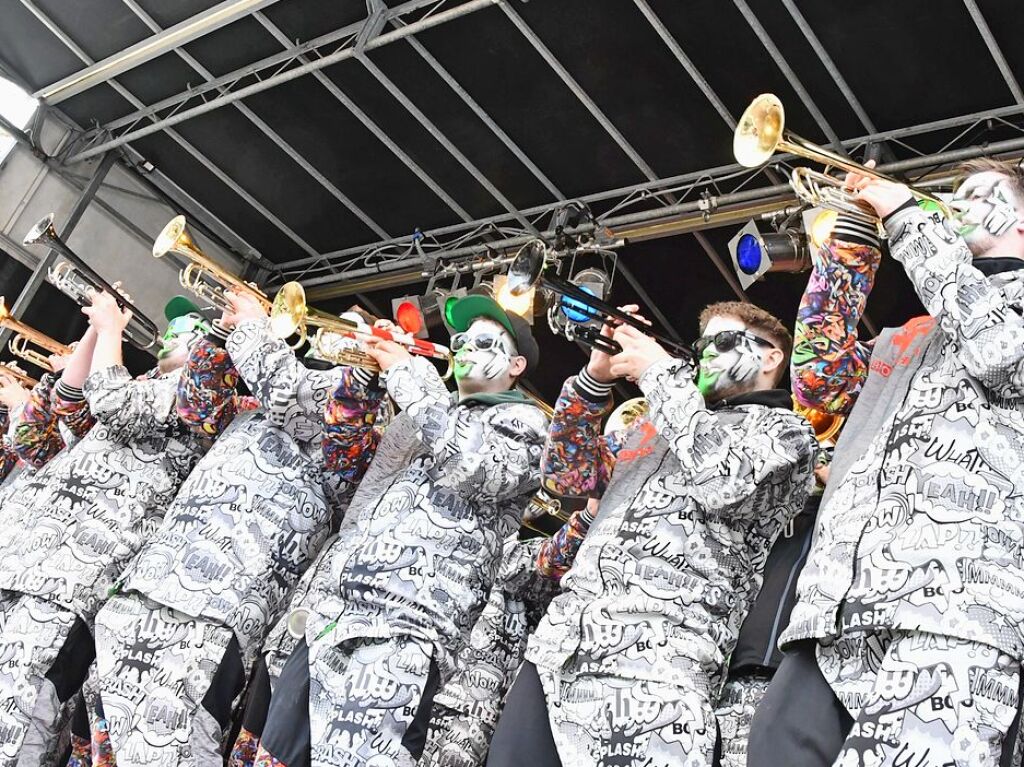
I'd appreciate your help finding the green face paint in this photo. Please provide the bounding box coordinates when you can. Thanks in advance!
[453,357,474,381]
[695,350,718,396]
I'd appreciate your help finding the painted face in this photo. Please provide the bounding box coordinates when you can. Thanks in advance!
[158,314,207,374]
[695,315,766,402]
[451,319,516,384]
[951,171,1022,252]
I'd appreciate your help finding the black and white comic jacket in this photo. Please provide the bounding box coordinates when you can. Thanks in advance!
[785,206,1024,657]
[526,363,817,690]
[0,365,205,620]
[118,321,379,659]
[309,357,549,679]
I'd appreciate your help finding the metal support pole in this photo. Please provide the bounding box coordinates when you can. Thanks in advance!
[963,0,1024,106]
[0,152,116,348]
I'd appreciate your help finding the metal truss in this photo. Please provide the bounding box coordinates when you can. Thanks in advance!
[280,105,1024,297]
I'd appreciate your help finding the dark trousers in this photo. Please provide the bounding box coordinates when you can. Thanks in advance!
[486,662,561,767]
[748,640,1023,767]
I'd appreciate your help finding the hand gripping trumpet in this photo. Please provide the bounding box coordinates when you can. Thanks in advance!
[23,213,161,350]
[0,362,38,389]
[0,297,71,373]
[734,93,953,233]
[153,215,272,313]
[270,282,454,379]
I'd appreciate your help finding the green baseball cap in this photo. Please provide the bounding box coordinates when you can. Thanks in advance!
[163,295,203,322]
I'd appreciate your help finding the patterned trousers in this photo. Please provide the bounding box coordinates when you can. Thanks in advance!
[0,593,92,767]
[94,593,245,767]
[419,703,494,767]
[714,670,773,767]
[255,636,439,767]
[817,630,1021,767]
[535,665,719,767]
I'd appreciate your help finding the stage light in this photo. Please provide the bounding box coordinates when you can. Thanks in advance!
[802,208,838,250]
[494,275,535,322]
[435,287,467,330]
[728,220,811,289]
[560,285,600,323]
[391,296,428,338]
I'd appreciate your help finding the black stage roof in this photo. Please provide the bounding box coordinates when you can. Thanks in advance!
[2,0,1024,396]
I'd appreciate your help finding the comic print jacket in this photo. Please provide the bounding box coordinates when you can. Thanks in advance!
[313,356,549,680]
[0,375,94,556]
[433,535,559,725]
[784,207,1024,656]
[525,360,816,689]
[0,365,205,621]
[120,322,379,658]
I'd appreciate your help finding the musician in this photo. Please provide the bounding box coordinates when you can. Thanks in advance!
[420,534,560,767]
[0,292,210,766]
[251,295,548,767]
[91,295,383,766]
[487,301,816,767]
[748,158,1024,766]
[0,372,31,484]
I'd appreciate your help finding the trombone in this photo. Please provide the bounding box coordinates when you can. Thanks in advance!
[734,93,953,231]
[507,240,694,361]
[0,362,38,389]
[23,214,160,350]
[270,281,454,379]
[0,297,71,373]
[153,215,272,313]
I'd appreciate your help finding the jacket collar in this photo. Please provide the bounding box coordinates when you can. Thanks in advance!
[712,388,792,411]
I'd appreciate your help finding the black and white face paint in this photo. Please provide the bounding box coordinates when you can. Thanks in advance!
[952,171,1023,251]
[452,321,516,383]
[695,316,765,402]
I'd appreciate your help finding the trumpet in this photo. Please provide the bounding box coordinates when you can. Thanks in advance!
[270,282,454,379]
[24,214,160,350]
[0,297,71,372]
[792,397,844,445]
[508,240,694,361]
[153,215,272,313]
[734,94,953,231]
[0,362,38,389]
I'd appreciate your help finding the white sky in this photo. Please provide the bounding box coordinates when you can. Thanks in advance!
[0,77,39,162]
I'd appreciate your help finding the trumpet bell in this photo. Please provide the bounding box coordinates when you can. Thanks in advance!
[269,281,307,341]
[793,398,844,444]
[508,240,547,296]
[22,213,58,247]
[153,215,193,258]
[734,93,786,168]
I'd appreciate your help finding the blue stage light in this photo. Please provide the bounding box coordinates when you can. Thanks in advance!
[736,234,764,275]
[560,286,601,323]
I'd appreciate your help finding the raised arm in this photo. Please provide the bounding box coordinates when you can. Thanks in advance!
[50,327,97,440]
[11,375,64,468]
[536,500,598,581]
[887,204,1024,398]
[177,325,248,438]
[791,216,882,416]
[640,356,817,512]
[0,407,18,482]
[322,366,385,484]
[541,369,618,499]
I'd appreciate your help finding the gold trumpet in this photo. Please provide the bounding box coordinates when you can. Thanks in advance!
[792,397,844,445]
[0,297,71,373]
[153,215,272,313]
[734,93,953,230]
[0,362,38,388]
[270,281,454,378]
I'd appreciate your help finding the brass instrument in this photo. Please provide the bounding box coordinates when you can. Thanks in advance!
[508,240,695,361]
[734,94,953,230]
[270,281,454,378]
[605,397,648,434]
[0,362,38,388]
[24,214,160,350]
[153,215,271,313]
[792,397,844,445]
[0,297,71,372]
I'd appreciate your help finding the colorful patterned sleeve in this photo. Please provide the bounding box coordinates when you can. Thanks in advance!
[51,380,96,439]
[322,367,385,484]
[536,505,596,580]
[177,335,244,438]
[13,374,65,468]
[791,217,883,416]
[541,371,617,499]
[0,408,17,483]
